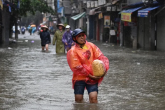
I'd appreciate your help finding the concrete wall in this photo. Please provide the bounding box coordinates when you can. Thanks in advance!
[0,9,2,44]
[2,8,10,46]
[157,9,165,51]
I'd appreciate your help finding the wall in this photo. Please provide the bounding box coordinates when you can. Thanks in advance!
[157,9,165,51]
[2,8,10,46]
[0,9,2,44]
[138,13,156,50]
[138,17,150,49]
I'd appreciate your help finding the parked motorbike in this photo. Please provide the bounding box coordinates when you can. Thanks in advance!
[21,28,25,34]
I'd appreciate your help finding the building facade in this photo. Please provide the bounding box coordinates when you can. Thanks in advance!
[0,0,17,46]
[86,0,121,42]
[121,0,165,51]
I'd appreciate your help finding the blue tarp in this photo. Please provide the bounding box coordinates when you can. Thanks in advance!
[121,7,142,13]
[57,0,63,13]
[129,2,143,6]
[138,6,160,17]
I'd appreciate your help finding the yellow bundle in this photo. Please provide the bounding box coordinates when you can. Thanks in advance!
[92,59,105,77]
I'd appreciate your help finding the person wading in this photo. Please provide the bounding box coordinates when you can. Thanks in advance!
[67,29,109,103]
[62,25,74,52]
[40,25,51,52]
[53,24,65,53]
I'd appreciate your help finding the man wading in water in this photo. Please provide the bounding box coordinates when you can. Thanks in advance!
[67,29,109,103]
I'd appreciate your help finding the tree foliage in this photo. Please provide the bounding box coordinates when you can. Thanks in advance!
[19,11,43,27]
[10,0,55,39]
[14,0,55,16]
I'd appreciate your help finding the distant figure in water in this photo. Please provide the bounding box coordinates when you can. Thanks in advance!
[62,25,74,52]
[40,25,51,52]
[53,24,65,53]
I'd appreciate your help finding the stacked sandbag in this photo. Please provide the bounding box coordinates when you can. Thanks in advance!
[92,59,105,77]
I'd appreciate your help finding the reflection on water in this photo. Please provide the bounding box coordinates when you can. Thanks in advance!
[0,35,165,110]
[72,103,104,110]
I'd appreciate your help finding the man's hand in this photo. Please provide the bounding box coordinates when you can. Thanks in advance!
[88,74,102,80]
[101,71,107,77]
[65,43,68,45]
[88,71,107,80]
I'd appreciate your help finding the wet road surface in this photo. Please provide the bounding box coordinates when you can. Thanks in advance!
[0,32,165,110]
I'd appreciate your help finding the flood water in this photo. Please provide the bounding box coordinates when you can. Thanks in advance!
[0,32,165,110]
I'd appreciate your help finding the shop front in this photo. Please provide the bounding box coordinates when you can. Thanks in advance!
[137,5,160,50]
[121,7,141,48]
[71,12,86,30]
[89,7,104,41]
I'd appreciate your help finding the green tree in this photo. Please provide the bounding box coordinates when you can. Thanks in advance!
[19,11,43,27]
[11,0,55,39]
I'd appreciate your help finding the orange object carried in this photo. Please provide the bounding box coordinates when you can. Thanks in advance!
[92,60,106,77]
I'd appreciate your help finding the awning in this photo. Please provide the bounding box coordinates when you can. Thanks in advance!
[112,0,120,5]
[138,6,160,17]
[121,7,142,13]
[121,7,142,22]
[71,12,86,20]
[89,7,101,15]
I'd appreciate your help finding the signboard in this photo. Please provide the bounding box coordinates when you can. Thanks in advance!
[91,1,94,8]
[95,1,98,7]
[98,0,106,6]
[52,17,57,21]
[98,13,103,19]
[138,12,148,17]
[121,13,132,22]
[0,0,3,10]
[104,16,110,28]
[107,7,111,11]
[87,1,91,8]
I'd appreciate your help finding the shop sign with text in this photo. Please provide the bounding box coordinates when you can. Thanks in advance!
[104,16,110,28]
[121,13,132,22]
[98,13,103,19]
[87,1,91,8]
[98,0,106,6]
[0,0,3,10]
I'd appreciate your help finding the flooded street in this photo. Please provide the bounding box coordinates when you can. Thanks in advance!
[0,32,165,110]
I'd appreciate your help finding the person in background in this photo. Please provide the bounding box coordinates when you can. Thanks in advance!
[67,29,109,103]
[29,27,32,35]
[53,24,65,53]
[110,26,116,43]
[40,25,51,52]
[62,25,74,52]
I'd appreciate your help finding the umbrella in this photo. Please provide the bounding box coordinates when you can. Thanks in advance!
[31,25,36,27]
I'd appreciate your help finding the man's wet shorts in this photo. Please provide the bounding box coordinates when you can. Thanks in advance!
[74,80,98,95]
